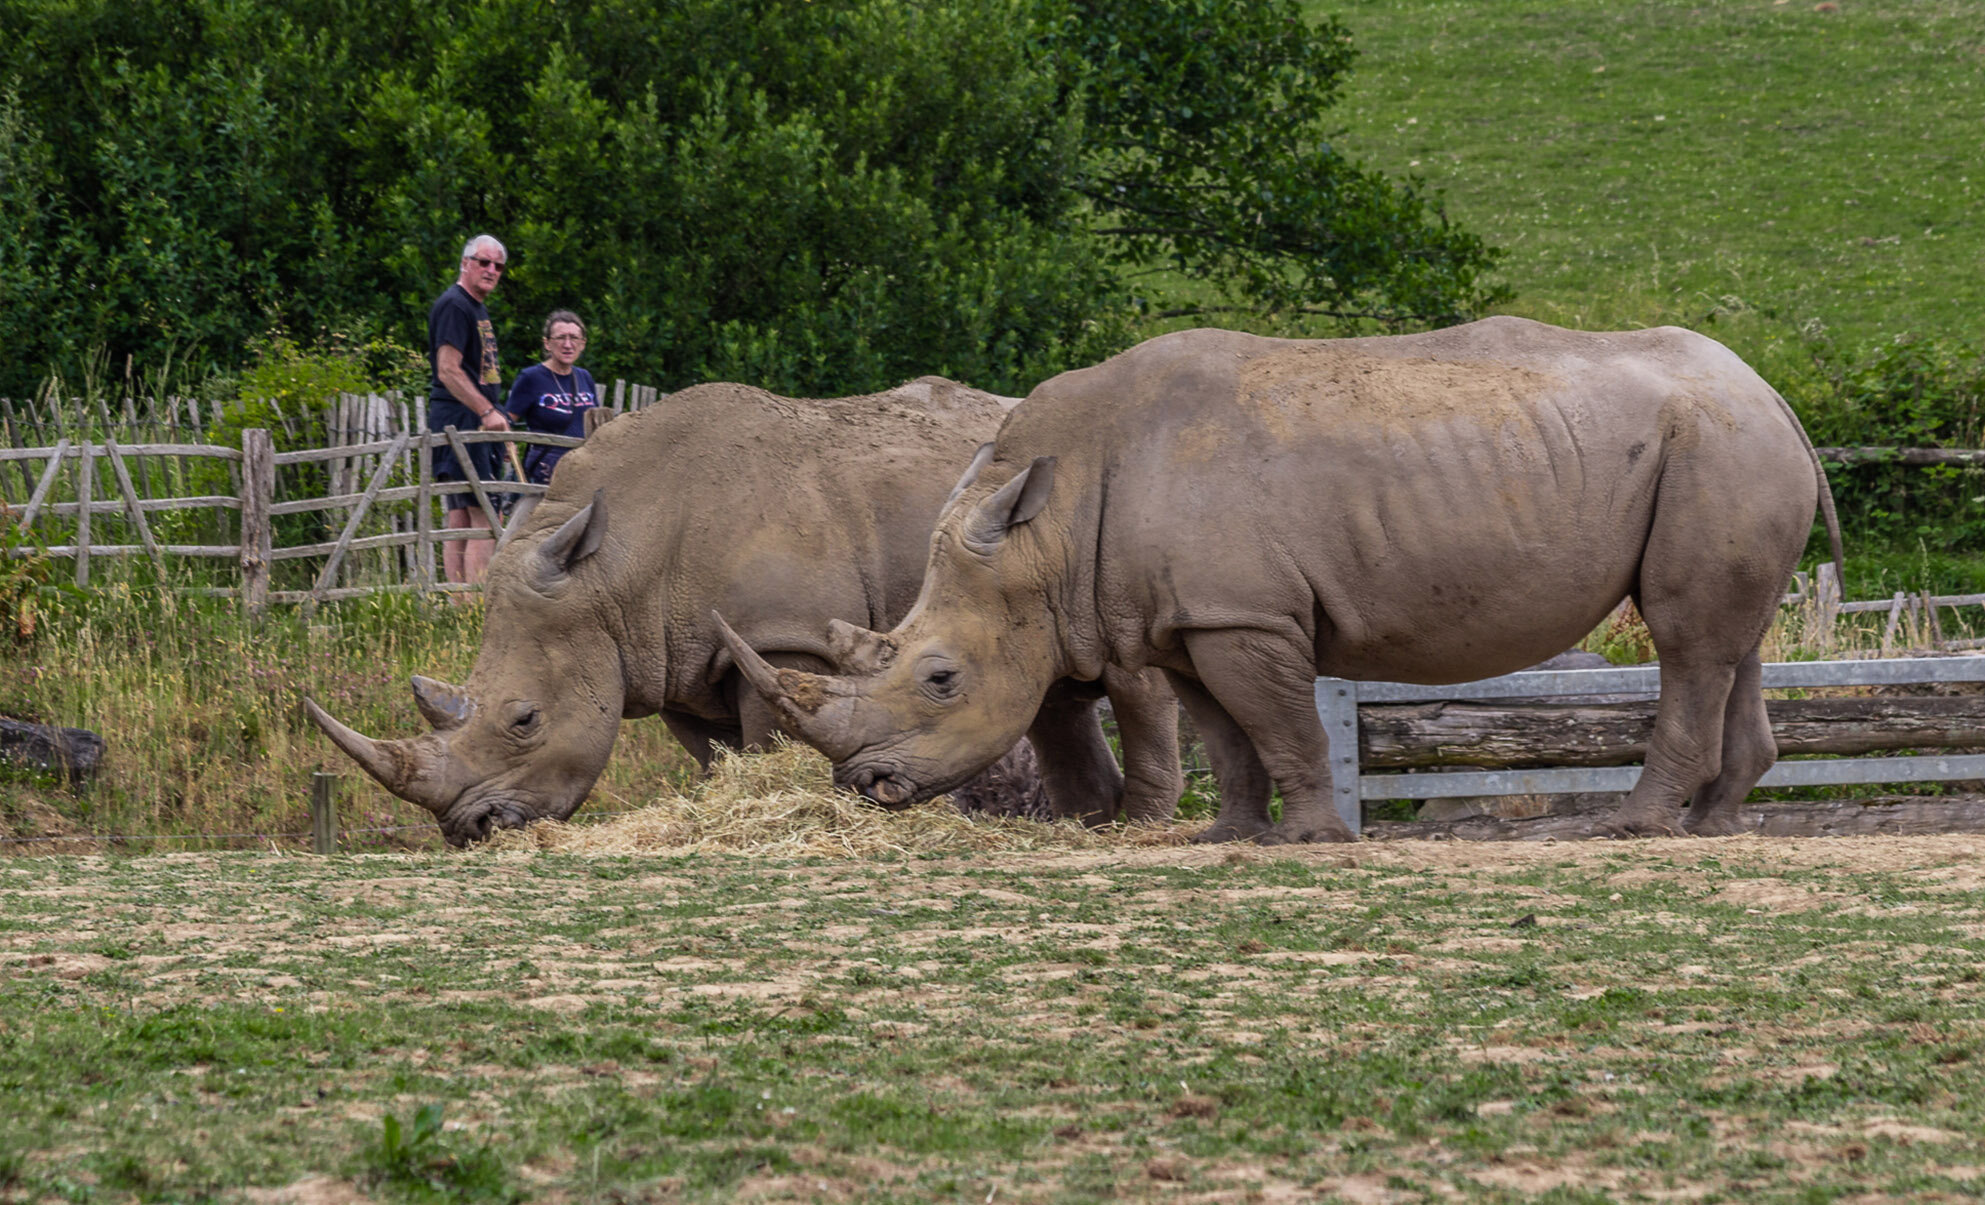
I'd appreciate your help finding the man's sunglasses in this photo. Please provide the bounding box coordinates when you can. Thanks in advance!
[470,256,506,273]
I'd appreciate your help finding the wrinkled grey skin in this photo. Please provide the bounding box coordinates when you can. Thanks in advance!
[306,378,1182,846]
[724,319,1844,843]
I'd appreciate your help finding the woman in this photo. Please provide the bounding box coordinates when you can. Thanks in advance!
[503,310,600,486]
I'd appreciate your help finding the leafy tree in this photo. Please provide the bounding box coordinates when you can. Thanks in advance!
[0,0,1503,400]
[1046,0,1502,323]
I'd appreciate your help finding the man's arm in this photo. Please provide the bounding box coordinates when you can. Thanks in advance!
[436,343,511,431]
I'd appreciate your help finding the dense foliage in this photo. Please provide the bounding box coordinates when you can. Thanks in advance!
[0,0,1504,399]
[1794,335,1985,554]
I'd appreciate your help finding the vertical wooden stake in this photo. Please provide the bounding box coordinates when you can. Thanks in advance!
[1813,561,1841,651]
[240,428,275,615]
[73,442,92,586]
[309,772,338,854]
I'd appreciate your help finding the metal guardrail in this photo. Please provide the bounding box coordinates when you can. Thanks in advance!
[1316,656,1985,833]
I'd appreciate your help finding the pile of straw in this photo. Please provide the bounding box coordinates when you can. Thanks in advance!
[484,739,1202,857]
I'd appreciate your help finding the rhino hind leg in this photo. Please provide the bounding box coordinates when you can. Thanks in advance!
[1600,650,1745,837]
[1605,434,1809,839]
[1682,650,1773,837]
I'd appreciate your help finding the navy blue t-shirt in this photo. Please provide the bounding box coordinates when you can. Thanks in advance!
[504,364,599,483]
[426,284,502,408]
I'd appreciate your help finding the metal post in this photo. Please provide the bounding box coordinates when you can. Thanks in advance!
[309,772,337,854]
[1314,678,1362,835]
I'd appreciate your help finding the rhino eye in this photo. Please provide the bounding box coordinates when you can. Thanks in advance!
[920,665,961,702]
[507,704,542,734]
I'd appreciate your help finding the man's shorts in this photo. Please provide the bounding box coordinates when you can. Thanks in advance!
[428,399,504,512]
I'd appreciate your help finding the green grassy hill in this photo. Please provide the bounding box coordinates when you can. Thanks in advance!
[1320,0,1981,358]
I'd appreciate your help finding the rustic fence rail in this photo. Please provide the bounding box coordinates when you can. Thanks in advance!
[2,386,665,605]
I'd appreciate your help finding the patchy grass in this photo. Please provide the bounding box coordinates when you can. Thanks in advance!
[5,836,1985,1201]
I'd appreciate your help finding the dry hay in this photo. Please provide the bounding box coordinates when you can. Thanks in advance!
[484,739,1204,857]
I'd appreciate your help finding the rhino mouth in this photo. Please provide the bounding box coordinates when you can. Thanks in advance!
[836,759,980,810]
[437,792,568,848]
[838,764,921,809]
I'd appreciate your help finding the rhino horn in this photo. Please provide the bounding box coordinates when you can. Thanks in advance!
[825,618,894,673]
[302,697,449,813]
[411,675,474,731]
[710,611,865,759]
[943,442,997,510]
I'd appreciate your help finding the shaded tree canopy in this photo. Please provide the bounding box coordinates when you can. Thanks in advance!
[0,0,1504,399]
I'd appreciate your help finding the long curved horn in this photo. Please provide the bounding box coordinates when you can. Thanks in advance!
[710,612,865,759]
[302,698,448,814]
[411,675,474,731]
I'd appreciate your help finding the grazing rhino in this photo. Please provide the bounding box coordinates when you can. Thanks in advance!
[306,378,1182,846]
[720,318,1844,843]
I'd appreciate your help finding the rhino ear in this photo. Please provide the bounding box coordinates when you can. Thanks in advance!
[964,456,1056,553]
[943,442,998,510]
[534,489,608,585]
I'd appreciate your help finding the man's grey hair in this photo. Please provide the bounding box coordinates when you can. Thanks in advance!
[459,234,507,262]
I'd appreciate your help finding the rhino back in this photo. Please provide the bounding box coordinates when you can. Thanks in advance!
[499,380,1003,715]
[991,318,1815,683]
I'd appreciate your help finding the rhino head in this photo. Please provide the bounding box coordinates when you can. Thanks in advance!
[718,454,1068,808]
[305,494,627,846]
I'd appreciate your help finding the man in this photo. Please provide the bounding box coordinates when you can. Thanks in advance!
[427,234,512,590]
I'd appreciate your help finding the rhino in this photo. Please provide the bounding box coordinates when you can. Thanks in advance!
[305,378,1182,846]
[720,318,1845,843]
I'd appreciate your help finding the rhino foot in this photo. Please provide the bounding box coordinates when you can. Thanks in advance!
[1597,807,1684,839]
[1256,821,1358,846]
[1683,810,1749,838]
[1192,819,1275,845]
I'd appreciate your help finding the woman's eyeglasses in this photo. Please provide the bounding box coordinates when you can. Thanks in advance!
[547,334,587,345]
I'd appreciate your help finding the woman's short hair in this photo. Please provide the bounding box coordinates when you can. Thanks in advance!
[542,310,586,339]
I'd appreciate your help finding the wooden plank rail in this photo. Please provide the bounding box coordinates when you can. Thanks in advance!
[1320,656,1985,835]
[0,386,663,605]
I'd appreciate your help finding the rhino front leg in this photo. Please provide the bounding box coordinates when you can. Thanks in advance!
[1100,665,1183,823]
[1163,671,1277,844]
[1178,627,1354,845]
[1027,680,1126,827]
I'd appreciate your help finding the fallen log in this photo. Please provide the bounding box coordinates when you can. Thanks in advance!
[0,717,105,785]
[1359,696,1985,770]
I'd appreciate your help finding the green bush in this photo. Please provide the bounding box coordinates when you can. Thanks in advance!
[1788,333,1985,559]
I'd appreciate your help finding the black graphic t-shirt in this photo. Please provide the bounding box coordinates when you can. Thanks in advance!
[426,284,502,407]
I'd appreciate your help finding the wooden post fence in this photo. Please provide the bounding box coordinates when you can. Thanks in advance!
[309,771,338,854]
